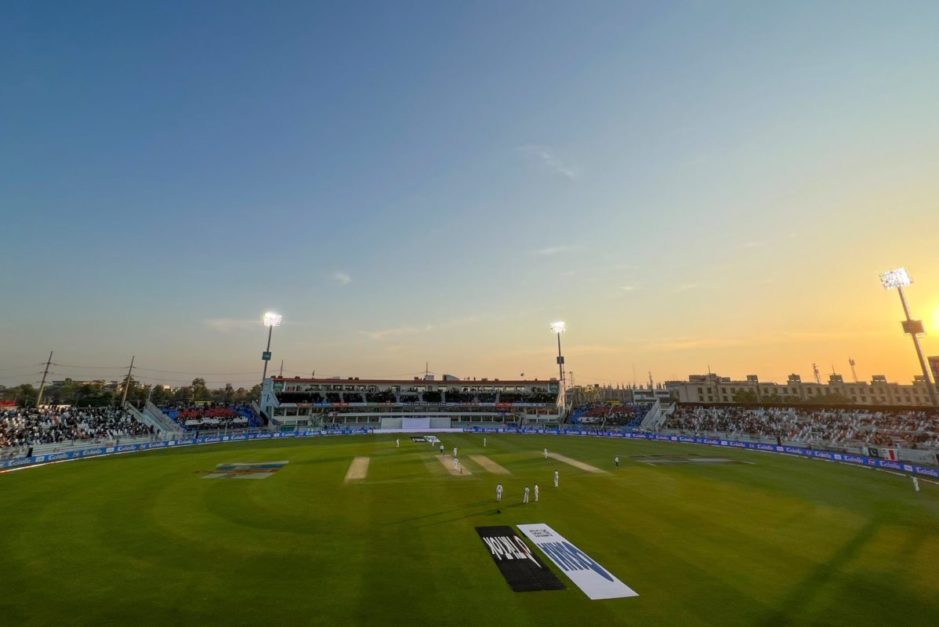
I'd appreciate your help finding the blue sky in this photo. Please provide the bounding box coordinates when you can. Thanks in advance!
[2,1,939,389]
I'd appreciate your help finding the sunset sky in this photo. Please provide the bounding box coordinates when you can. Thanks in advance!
[2,1,939,389]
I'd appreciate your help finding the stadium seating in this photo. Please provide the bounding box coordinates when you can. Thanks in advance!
[568,403,648,428]
[160,403,261,430]
[0,406,153,449]
[664,404,939,450]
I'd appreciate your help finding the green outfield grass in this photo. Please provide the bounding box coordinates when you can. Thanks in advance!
[1,434,937,626]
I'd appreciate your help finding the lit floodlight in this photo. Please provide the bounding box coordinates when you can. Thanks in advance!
[880,268,912,290]
[263,312,283,327]
[550,321,566,334]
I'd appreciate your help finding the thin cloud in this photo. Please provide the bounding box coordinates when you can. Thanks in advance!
[332,272,352,286]
[359,315,482,342]
[648,337,750,352]
[646,329,882,352]
[203,318,259,333]
[532,245,577,256]
[518,145,580,179]
[566,344,621,356]
[674,282,708,293]
[359,326,421,341]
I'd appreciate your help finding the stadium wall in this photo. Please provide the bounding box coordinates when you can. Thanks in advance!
[2,428,938,480]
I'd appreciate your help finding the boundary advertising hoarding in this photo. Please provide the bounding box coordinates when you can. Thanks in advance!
[517,524,638,600]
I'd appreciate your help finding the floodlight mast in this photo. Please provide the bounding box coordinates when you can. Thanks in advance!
[260,312,282,387]
[551,322,567,412]
[879,269,939,406]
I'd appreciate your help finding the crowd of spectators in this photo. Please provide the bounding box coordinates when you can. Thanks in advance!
[569,403,647,427]
[161,403,260,430]
[665,405,939,450]
[1,406,153,451]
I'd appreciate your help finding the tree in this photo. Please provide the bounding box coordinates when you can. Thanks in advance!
[732,389,758,403]
[149,385,171,406]
[802,392,854,406]
[173,386,192,404]
[191,378,209,402]
[14,384,37,407]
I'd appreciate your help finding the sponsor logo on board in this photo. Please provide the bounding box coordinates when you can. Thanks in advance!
[475,526,565,592]
[517,523,638,600]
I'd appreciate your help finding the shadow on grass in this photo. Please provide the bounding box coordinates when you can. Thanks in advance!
[761,518,880,627]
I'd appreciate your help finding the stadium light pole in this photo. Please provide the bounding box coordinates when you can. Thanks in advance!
[879,268,939,407]
[551,321,567,412]
[261,312,283,386]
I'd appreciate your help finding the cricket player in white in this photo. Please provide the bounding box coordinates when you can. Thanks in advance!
[496,483,503,502]
[483,437,487,448]
[534,483,540,502]
[453,447,458,458]
[553,469,559,488]
[544,447,548,459]
[913,476,920,492]
[453,456,459,471]
[523,486,530,504]
[614,455,620,467]
[396,439,400,448]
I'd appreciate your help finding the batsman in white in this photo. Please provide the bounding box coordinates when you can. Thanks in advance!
[523,486,530,504]
[534,483,540,502]
[553,469,559,488]
[496,483,503,502]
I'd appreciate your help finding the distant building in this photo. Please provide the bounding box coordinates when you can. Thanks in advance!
[566,384,672,406]
[665,372,935,406]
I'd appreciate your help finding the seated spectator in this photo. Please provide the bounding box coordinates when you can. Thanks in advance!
[1,406,153,449]
[663,404,939,450]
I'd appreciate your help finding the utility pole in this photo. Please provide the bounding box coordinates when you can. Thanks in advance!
[812,363,821,385]
[279,360,284,377]
[35,351,53,408]
[121,355,135,406]
[849,358,858,383]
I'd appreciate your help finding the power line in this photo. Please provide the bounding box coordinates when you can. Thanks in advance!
[134,366,258,376]
[51,363,128,370]
[0,370,45,379]
[42,362,259,377]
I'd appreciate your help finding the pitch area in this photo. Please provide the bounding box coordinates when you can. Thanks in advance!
[1,434,937,626]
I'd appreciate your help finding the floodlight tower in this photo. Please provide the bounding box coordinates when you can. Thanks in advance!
[261,312,283,385]
[551,321,567,411]
[880,268,939,406]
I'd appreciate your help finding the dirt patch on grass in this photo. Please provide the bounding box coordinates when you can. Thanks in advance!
[344,457,370,482]
[546,452,607,474]
[469,455,510,475]
[437,454,472,476]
